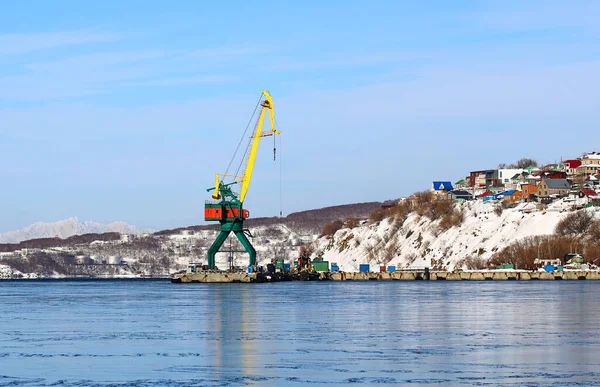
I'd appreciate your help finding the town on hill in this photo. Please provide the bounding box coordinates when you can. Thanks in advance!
[433,153,600,205]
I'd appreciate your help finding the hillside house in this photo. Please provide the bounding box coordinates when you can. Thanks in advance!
[577,164,600,177]
[432,181,453,195]
[454,179,467,189]
[578,189,598,199]
[524,165,540,173]
[482,190,516,202]
[498,168,524,187]
[538,178,571,198]
[582,152,600,165]
[508,172,528,189]
[503,190,524,203]
[539,171,567,179]
[541,164,559,172]
[448,190,473,201]
[469,170,501,188]
[521,183,538,200]
[586,175,599,186]
[562,159,582,175]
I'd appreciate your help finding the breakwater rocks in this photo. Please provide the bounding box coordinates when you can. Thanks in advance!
[171,270,600,283]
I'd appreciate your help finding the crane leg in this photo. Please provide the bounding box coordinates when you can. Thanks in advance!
[234,230,256,266]
[207,230,231,270]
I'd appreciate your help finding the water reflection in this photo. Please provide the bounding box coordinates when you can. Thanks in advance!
[0,280,600,385]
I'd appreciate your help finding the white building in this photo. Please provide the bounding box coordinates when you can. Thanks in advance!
[121,234,135,243]
[582,152,600,165]
[497,169,525,188]
[169,230,200,243]
[0,251,21,259]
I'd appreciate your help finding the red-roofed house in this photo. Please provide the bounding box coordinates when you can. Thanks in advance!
[578,189,598,199]
[563,159,582,175]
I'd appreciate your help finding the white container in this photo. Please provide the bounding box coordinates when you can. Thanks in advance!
[108,255,122,265]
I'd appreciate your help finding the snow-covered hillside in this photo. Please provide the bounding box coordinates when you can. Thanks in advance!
[0,217,143,243]
[315,200,596,272]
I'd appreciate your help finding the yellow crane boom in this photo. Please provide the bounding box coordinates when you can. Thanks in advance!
[211,90,280,203]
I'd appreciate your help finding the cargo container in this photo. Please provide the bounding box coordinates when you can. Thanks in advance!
[387,265,396,273]
[248,265,254,274]
[359,264,370,273]
[379,265,386,272]
[283,263,291,272]
[275,258,284,269]
[495,263,514,270]
[312,261,329,272]
[543,265,555,273]
[331,264,339,272]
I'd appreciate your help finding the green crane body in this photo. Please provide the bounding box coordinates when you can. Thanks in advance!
[205,183,255,269]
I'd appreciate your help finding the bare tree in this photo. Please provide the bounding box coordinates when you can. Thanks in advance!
[555,210,594,236]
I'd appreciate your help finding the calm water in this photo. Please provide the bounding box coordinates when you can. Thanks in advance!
[1,280,600,386]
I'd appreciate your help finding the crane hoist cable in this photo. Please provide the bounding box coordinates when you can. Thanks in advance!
[223,94,263,180]
[279,133,283,217]
[272,116,284,217]
[234,118,259,181]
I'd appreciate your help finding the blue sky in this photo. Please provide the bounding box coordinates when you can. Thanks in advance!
[0,1,599,231]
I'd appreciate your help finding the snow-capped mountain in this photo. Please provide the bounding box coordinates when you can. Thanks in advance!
[0,217,143,243]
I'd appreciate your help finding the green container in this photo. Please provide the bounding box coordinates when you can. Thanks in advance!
[312,261,329,272]
[496,263,514,270]
[275,258,284,269]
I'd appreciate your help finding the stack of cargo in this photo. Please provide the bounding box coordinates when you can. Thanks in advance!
[312,261,329,272]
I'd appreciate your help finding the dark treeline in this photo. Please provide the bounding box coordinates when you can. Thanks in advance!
[154,202,384,236]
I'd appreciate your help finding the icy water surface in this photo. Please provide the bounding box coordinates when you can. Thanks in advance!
[1,280,600,386]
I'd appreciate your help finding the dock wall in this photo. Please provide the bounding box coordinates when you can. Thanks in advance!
[172,270,600,283]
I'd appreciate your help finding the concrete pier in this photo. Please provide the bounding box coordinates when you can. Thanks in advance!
[171,270,600,283]
[329,270,599,281]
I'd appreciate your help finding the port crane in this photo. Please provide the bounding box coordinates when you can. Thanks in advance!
[204,90,281,270]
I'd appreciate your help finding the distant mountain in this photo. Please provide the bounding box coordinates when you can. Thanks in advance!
[0,217,143,243]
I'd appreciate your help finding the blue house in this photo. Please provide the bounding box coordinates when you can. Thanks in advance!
[432,181,453,193]
[483,190,517,201]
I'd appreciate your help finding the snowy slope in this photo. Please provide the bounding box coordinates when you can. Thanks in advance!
[314,200,596,272]
[0,217,142,243]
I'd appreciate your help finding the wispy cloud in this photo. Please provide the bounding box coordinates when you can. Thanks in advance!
[0,46,253,101]
[122,74,238,87]
[264,52,424,71]
[186,46,270,62]
[0,29,115,56]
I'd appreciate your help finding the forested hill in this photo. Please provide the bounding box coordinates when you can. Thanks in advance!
[154,201,385,236]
